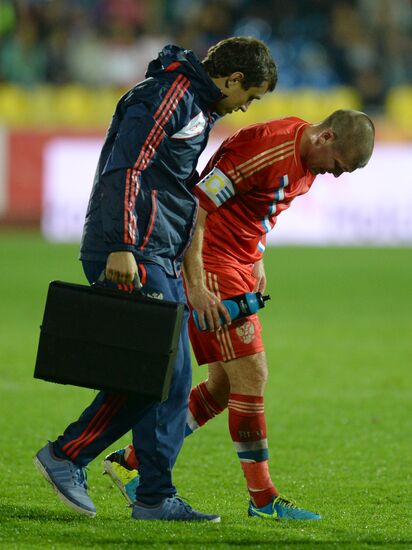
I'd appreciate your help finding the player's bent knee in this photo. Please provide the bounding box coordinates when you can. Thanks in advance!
[225,354,269,395]
[258,365,269,384]
[249,365,268,391]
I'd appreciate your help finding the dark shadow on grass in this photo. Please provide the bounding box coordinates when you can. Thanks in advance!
[2,505,411,547]
[0,503,90,522]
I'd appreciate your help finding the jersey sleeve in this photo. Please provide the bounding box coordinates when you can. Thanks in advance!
[193,166,236,212]
[193,136,260,212]
[194,122,302,213]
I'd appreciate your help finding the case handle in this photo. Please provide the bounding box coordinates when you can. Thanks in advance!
[94,271,143,293]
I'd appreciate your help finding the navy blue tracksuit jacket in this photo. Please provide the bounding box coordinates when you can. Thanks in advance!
[80,44,222,277]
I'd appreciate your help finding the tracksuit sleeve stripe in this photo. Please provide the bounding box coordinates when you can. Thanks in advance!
[123,74,190,245]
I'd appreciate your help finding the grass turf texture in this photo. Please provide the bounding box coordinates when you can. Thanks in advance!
[0,231,411,549]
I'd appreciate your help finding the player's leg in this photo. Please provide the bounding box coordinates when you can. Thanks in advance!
[189,261,276,508]
[186,362,230,434]
[200,264,320,519]
[221,351,279,507]
[222,351,320,520]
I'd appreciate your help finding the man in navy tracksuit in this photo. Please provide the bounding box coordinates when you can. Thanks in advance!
[34,38,277,521]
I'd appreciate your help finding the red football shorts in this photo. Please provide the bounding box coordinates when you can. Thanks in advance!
[188,262,264,365]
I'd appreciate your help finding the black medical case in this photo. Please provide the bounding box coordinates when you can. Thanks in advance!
[34,281,184,401]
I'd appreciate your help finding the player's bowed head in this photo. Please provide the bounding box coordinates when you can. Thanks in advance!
[300,109,375,177]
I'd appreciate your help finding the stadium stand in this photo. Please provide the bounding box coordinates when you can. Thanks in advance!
[0,0,410,130]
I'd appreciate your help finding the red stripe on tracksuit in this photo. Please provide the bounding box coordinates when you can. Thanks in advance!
[139,190,158,251]
[123,168,133,244]
[62,395,126,460]
[123,74,190,244]
[129,77,190,247]
[137,263,147,285]
[165,61,181,72]
[124,74,187,243]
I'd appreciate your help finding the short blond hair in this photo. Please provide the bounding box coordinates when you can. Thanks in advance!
[320,110,375,168]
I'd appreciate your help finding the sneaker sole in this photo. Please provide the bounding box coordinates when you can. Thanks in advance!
[33,455,96,518]
[249,509,321,520]
[208,516,221,523]
[132,514,222,522]
[102,460,134,506]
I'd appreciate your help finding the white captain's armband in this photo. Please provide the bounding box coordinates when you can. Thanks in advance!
[196,167,235,207]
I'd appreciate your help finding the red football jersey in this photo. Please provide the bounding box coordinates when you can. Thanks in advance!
[193,117,316,267]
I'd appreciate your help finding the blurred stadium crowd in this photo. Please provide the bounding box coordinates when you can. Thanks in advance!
[1,0,412,101]
[0,0,411,127]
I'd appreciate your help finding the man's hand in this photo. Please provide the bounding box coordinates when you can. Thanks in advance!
[182,206,230,331]
[187,284,231,332]
[252,259,266,293]
[105,251,141,287]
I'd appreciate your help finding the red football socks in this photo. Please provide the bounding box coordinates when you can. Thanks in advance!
[187,381,225,431]
[228,393,278,507]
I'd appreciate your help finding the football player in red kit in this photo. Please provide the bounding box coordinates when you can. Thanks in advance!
[104,109,375,520]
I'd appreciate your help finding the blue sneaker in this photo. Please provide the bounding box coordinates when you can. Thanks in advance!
[33,442,96,517]
[132,496,221,522]
[248,496,321,520]
[103,449,139,505]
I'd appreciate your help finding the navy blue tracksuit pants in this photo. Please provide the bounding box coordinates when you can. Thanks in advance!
[53,261,192,505]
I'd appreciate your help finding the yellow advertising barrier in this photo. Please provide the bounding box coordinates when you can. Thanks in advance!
[0,84,411,137]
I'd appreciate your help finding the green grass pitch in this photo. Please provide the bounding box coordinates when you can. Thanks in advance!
[0,231,411,549]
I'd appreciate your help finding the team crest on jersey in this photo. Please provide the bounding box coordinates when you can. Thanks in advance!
[236,320,256,344]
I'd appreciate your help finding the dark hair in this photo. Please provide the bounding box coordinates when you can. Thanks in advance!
[202,36,277,91]
[320,109,375,168]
